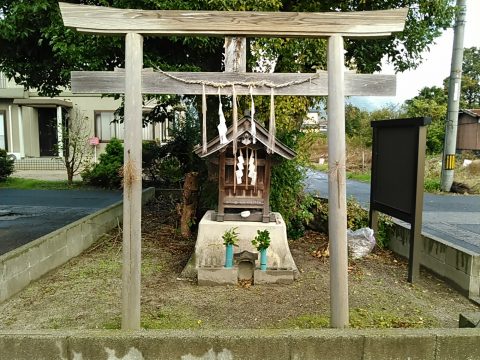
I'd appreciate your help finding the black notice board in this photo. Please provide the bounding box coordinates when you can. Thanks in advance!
[370,117,431,223]
[370,117,431,283]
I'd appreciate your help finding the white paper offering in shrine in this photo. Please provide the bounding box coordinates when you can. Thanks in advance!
[235,169,243,184]
[217,102,228,145]
[250,172,257,186]
[248,153,257,185]
[237,152,244,164]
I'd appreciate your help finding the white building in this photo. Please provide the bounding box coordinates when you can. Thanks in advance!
[0,72,173,167]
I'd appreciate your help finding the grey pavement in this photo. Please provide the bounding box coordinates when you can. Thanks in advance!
[305,169,480,255]
[0,189,121,255]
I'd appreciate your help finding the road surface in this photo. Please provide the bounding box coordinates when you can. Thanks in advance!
[0,189,121,255]
[305,169,480,254]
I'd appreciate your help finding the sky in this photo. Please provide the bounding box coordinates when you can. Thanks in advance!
[350,0,480,110]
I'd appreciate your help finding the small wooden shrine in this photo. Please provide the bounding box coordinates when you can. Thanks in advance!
[195,115,295,223]
[61,1,407,329]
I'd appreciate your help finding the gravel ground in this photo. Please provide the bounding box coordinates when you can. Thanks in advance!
[0,198,478,330]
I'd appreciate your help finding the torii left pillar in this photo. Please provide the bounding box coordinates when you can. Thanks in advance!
[327,35,348,328]
[122,32,143,330]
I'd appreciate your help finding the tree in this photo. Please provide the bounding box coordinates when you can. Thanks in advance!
[411,86,448,104]
[58,108,93,185]
[459,47,480,107]
[0,1,456,97]
[443,47,480,108]
[402,88,448,154]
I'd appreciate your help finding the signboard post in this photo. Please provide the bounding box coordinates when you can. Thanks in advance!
[89,136,99,163]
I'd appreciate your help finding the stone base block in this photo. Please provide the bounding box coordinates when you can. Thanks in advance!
[187,211,298,277]
[254,269,294,284]
[197,267,237,286]
[459,312,480,328]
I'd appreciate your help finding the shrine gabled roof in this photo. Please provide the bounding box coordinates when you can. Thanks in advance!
[194,116,296,160]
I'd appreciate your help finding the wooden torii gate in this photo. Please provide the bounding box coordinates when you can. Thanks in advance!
[59,2,407,330]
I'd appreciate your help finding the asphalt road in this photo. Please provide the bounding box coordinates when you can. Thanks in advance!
[305,169,480,254]
[0,189,121,256]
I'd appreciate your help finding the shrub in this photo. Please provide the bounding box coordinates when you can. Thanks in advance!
[270,130,317,239]
[81,138,124,189]
[270,156,316,239]
[142,142,184,188]
[0,149,14,181]
[309,197,393,248]
[425,119,445,154]
[142,104,203,188]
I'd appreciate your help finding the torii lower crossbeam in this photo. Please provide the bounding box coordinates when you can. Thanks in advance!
[71,70,396,97]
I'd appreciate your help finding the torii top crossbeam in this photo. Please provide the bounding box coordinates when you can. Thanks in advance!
[59,2,407,38]
[58,2,407,331]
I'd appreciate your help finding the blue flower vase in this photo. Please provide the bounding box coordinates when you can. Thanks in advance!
[260,248,267,271]
[225,244,234,268]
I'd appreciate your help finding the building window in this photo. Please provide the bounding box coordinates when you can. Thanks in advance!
[94,111,124,142]
[95,110,175,143]
[0,73,7,89]
[0,111,7,150]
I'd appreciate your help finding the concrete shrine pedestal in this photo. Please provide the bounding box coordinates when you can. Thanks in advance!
[181,211,298,285]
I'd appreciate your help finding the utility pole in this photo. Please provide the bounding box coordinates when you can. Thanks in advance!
[441,0,467,191]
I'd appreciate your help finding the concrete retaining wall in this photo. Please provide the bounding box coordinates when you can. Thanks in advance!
[0,188,155,303]
[388,220,480,300]
[0,328,479,359]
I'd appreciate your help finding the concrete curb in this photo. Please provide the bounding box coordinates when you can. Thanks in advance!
[388,220,480,300]
[0,188,155,303]
[0,328,479,359]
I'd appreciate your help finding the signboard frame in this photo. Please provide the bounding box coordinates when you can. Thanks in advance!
[369,117,431,282]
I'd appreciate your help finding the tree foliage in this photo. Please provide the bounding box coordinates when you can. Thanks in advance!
[0,0,455,97]
[403,93,447,154]
[345,103,403,147]
[0,149,15,182]
[459,47,480,107]
[442,47,480,108]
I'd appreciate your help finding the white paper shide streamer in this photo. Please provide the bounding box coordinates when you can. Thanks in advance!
[236,149,244,184]
[217,89,228,145]
[248,151,257,186]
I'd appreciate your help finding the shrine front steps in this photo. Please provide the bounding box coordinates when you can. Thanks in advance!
[197,267,294,286]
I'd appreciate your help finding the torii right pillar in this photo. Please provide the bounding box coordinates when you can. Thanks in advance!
[328,35,349,329]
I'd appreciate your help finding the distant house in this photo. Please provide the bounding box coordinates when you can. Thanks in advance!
[302,109,327,133]
[457,109,480,151]
[0,72,173,167]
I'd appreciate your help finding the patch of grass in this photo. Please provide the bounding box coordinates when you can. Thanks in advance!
[0,177,84,190]
[102,307,202,330]
[424,178,441,193]
[68,258,121,280]
[142,258,164,276]
[347,171,371,182]
[141,308,202,330]
[349,308,435,329]
[46,317,69,330]
[276,314,330,329]
[102,317,121,330]
[309,163,329,172]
